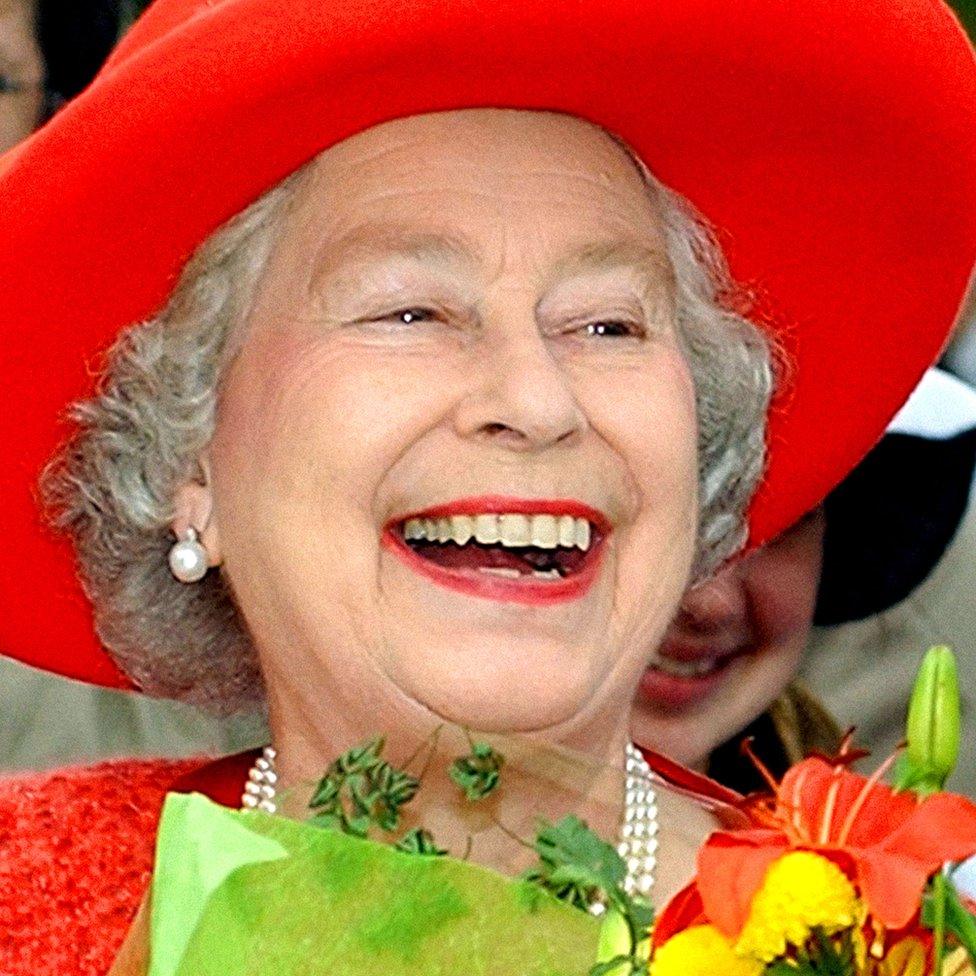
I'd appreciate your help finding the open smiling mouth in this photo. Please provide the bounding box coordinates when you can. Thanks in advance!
[381,502,610,604]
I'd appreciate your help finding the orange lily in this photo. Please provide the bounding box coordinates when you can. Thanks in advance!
[655,742,976,943]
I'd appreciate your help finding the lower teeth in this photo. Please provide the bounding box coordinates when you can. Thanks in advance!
[477,567,562,580]
[532,568,562,580]
[478,567,522,579]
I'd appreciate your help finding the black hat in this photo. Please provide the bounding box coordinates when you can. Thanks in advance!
[816,370,976,625]
[36,0,122,106]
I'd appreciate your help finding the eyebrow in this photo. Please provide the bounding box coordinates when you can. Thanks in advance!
[311,226,481,284]
[311,224,674,289]
[548,241,676,288]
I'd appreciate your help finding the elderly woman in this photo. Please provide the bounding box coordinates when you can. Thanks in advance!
[0,0,974,972]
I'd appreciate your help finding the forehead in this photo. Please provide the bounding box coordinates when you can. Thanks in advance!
[283,109,667,267]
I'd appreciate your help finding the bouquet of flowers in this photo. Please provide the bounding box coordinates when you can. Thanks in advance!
[140,647,976,976]
[649,646,976,976]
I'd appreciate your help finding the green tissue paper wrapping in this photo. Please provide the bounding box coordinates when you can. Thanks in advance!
[149,792,601,976]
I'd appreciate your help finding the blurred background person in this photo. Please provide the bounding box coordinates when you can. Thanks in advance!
[1,0,121,151]
[632,367,976,797]
[0,0,43,151]
[945,277,976,386]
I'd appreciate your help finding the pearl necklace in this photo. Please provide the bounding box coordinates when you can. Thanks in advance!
[243,741,659,907]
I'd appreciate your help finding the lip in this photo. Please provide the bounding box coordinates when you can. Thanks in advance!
[380,494,611,605]
[656,635,747,664]
[637,635,751,710]
[637,655,740,710]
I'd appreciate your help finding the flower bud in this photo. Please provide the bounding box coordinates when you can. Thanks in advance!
[905,645,961,794]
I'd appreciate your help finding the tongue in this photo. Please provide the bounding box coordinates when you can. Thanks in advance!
[409,541,544,574]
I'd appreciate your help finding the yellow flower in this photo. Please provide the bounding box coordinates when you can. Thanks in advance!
[735,851,862,962]
[650,925,763,976]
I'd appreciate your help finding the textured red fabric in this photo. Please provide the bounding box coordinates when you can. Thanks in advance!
[0,758,205,976]
[0,0,974,689]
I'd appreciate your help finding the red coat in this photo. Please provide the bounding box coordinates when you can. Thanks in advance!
[0,755,254,976]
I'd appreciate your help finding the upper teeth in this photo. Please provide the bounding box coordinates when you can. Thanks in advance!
[653,657,722,678]
[402,513,593,551]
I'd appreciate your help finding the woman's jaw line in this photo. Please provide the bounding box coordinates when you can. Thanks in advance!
[266,656,636,787]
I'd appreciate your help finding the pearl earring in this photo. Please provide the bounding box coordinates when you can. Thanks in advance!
[168,527,209,583]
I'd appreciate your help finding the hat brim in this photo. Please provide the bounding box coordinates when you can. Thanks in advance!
[1,0,974,687]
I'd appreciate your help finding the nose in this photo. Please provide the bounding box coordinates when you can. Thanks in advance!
[674,562,749,635]
[453,327,588,452]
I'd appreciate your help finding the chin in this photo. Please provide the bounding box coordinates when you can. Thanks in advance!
[401,651,602,735]
[632,657,790,766]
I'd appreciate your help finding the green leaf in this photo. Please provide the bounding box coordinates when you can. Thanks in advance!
[308,776,340,809]
[307,737,421,841]
[332,736,386,775]
[620,895,654,936]
[449,741,505,801]
[521,812,652,974]
[926,878,976,969]
[346,813,372,838]
[375,764,421,808]
[764,928,856,976]
[394,828,449,857]
[307,811,344,832]
[532,815,626,891]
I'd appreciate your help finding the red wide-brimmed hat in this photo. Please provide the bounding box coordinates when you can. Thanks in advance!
[0,0,974,689]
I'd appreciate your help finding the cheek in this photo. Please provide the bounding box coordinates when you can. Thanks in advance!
[583,347,699,523]
[210,330,462,542]
[747,547,822,656]
[582,346,699,635]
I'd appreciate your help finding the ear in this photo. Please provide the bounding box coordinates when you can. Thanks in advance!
[170,454,223,567]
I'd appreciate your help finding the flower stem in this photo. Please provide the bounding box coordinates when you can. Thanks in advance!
[933,870,948,975]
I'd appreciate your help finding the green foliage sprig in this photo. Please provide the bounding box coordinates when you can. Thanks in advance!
[308,735,420,839]
[520,815,653,975]
[764,929,858,975]
[523,815,625,912]
[395,827,449,857]
[449,738,505,801]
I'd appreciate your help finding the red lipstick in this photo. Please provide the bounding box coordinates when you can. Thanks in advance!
[381,495,611,605]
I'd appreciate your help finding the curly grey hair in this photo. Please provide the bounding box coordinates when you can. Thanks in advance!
[41,147,776,716]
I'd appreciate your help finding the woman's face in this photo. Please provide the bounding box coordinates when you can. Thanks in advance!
[198,109,699,750]
[631,508,825,766]
[0,0,43,152]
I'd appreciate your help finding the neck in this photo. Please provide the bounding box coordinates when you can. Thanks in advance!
[266,711,632,878]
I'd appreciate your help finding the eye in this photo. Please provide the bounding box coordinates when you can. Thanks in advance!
[375,307,440,326]
[0,75,24,95]
[581,320,646,339]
